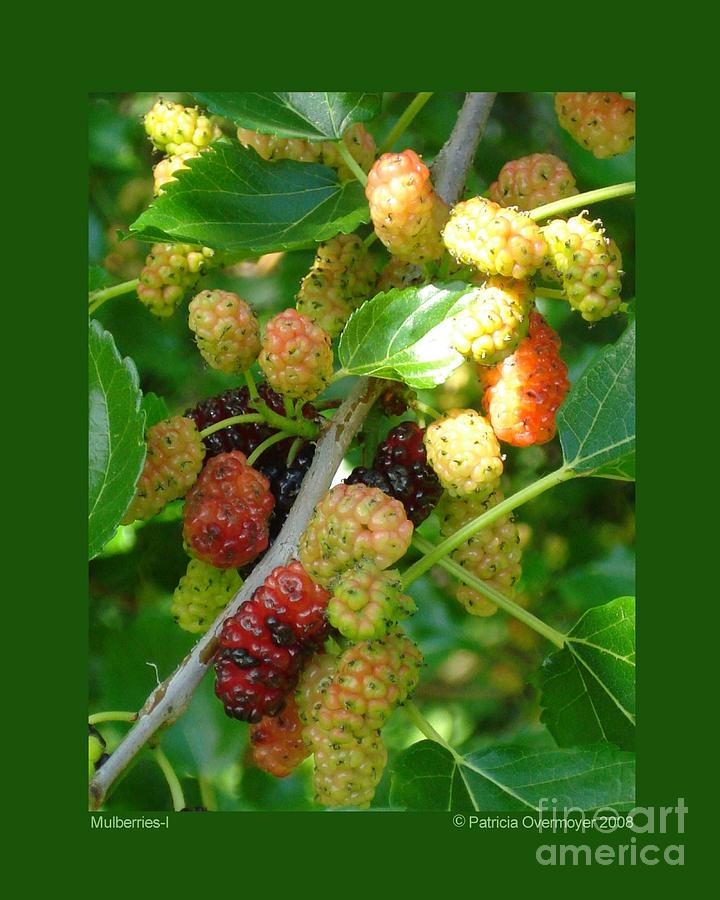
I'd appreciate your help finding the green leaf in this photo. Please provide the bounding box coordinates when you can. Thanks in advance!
[141,392,170,428]
[89,321,146,560]
[89,265,114,293]
[391,740,635,812]
[192,92,382,140]
[540,596,635,751]
[558,319,635,479]
[129,143,369,253]
[338,282,476,389]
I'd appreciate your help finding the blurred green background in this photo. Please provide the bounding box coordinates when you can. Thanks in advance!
[89,92,635,812]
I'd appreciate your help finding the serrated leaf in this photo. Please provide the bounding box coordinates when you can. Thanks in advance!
[89,265,113,293]
[338,282,476,389]
[558,319,635,479]
[141,392,169,428]
[192,92,382,140]
[391,740,635,812]
[129,143,369,253]
[89,321,146,559]
[540,597,635,751]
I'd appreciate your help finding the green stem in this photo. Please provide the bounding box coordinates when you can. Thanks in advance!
[404,702,463,762]
[89,710,137,726]
[401,466,573,586]
[199,414,264,440]
[330,368,350,384]
[247,431,290,467]
[286,436,303,467]
[88,278,140,315]
[535,287,567,301]
[337,142,368,187]
[363,232,378,250]
[198,775,217,812]
[410,400,441,420]
[380,93,434,154]
[153,747,185,812]
[284,396,294,418]
[254,399,319,439]
[410,534,565,648]
[243,368,259,401]
[528,182,636,222]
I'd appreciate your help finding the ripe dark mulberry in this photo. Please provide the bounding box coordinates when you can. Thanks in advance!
[214,561,330,722]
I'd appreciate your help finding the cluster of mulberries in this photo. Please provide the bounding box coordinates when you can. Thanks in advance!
[479,311,570,446]
[366,150,448,264]
[259,309,333,401]
[296,234,377,337]
[137,243,216,317]
[188,290,261,374]
[145,98,221,156]
[172,559,242,634]
[299,483,414,587]
[437,490,522,617]
[327,562,415,642]
[555,92,635,159]
[424,409,503,499]
[182,451,275,569]
[299,631,423,807]
[237,123,376,181]
[214,561,330,722]
[123,417,205,524]
[543,214,624,321]
[489,154,578,211]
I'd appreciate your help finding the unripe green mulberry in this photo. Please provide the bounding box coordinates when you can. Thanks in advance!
[296,653,339,733]
[543,214,623,321]
[328,563,415,641]
[237,123,376,182]
[489,154,578,211]
[296,234,377,337]
[137,243,216,317]
[145,98,221,155]
[171,558,242,634]
[366,149,448,264]
[424,409,503,499]
[152,150,198,195]
[443,197,547,280]
[311,728,387,808]
[122,417,205,523]
[299,484,414,587]
[451,276,533,365]
[259,308,333,400]
[438,490,522,617]
[88,725,107,779]
[188,289,261,373]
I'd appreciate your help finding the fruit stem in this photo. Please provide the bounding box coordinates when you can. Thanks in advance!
[363,231,378,250]
[247,431,291,467]
[286,436,303,467]
[153,746,185,812]
[401,466,573,586]
[410,534,566,648]
[337,142,368,187]
[88,278,140,315]
[535,287,567,301]
[284,396,294,418]
[404,701,464,763]
[198,414,265,440]
[88,710,138,726]
[243,368,260,401]
[410,399,441,420]
[528,182,636,222]
[380,93,434,154]
[253,399,319,439]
